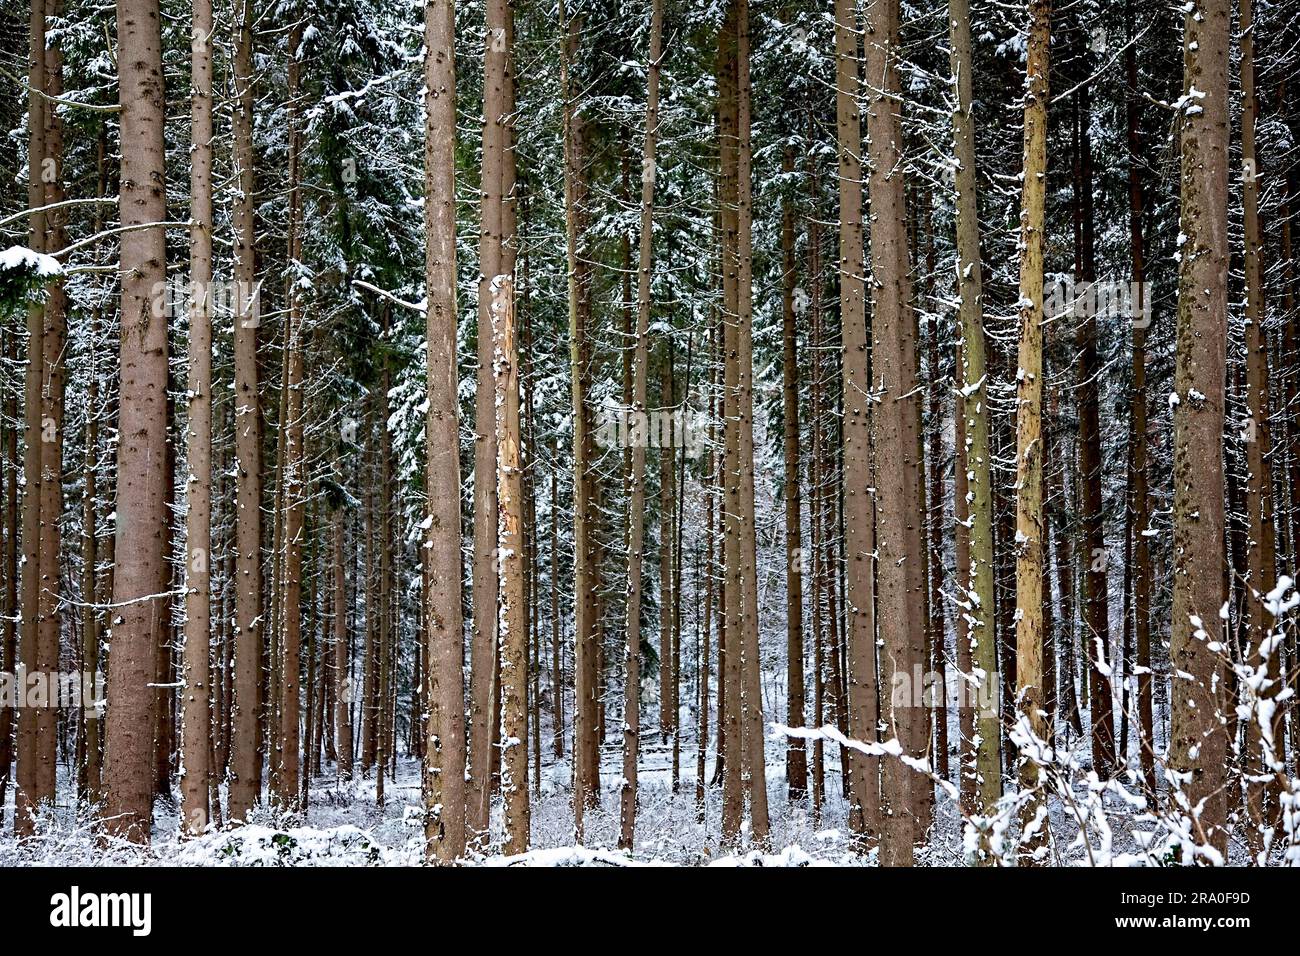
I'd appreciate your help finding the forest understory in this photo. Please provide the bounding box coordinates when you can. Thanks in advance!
[1,702,1288,866]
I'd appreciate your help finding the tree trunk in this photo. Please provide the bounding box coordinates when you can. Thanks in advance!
[104,0,169,841]
[866,0,923,865]
[1012,0,1051,864]
[1169,0,1231,857]
[0,325,17,825]
[658,348,675,748]
[560,0,600,839]
[550,448,563,760]
[618,0,663,850]
[16,0,48,838]
[423,0,467,863]
[807,185,827,820]
[375,338,393,809]
[493,278,529,854]
[467,0,512,842]
[273,21,306,815]
[180,0,215,835]
[780,144,807,803]
[39,0,68,825]
[228,0,262,823]
[1237,0,1283,845]
[1074,67,1116,781]
[717,3,744,846]
[730,0,769,847]
[947,0,1000,828]
[834,0,879,846]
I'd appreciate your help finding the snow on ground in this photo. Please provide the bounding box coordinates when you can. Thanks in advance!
[1,728,1219,866]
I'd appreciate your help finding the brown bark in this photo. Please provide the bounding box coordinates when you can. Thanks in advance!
[104,0,170,841]
[1013,0,1050,863]
[1074,69,1117,780]
[180,0,215,835]
[16,0,50,838]
[619,0,664,850]
[549,448,563,760]
[228,0,262,823]
[1125,0,1155,792]
[780,144,808,802]
[41,0,68,820]
[1238,0,1283,843]
[272,23,306,813]
[467,0,512,842]
[717,5,744,845]
[375,341,393,809]
[866,0,924,865]
[78,126,109,806]
[0,326,16,824]
[921,195,948,785]
[1169,0,1231,856]
[423,0,467,863]
[560,0,600,839]
[493,278,529,854]
[658,349,676,749]
[834,0,879,845]
[360,428,378,773]
[333,502,352,783]
[948,0,999,821]
[808,188,827,820]
[731,0,769,846]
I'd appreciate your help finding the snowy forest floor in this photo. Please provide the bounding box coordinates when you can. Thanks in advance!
[0,730,1233,866]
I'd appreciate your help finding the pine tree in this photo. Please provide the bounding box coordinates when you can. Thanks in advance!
[103,0,170,842]
[1169,0,1232,857]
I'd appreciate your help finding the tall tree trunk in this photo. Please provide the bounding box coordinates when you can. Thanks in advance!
[1074,68,1116,780]
[807,187,827,819]
[333,501,352,783]
[180,0,215,835]
[467,0,512,842]
[1169,0,1231,857]
[0,326,17,825]
[78,127,110,806]
[717,3,744,846]
[695,338,715,818]
[549,448,563,760]
[672,340,689,795]
[947,0,1000,825]
[834,0,879,845]
[921,195,949,786]
[274,20,305,814]
[618,0,663,850]
[1012,0,1050,864]
[780,144,808,802]
[16,0,48,838]
[423,0,467,863]
[1280,115,1300,782]
[730,0,769,846]
[104,0,169,841]
[228,0,262,823]
[1237,0,1282,845]
[360,429,378,773]
[375,340,393,809]
[866,0,923,865]
[560,0,600,839]
[1124,0,1155,792]
[38,0,67,824]
[493,278,529,854]
[658,349,675,750]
